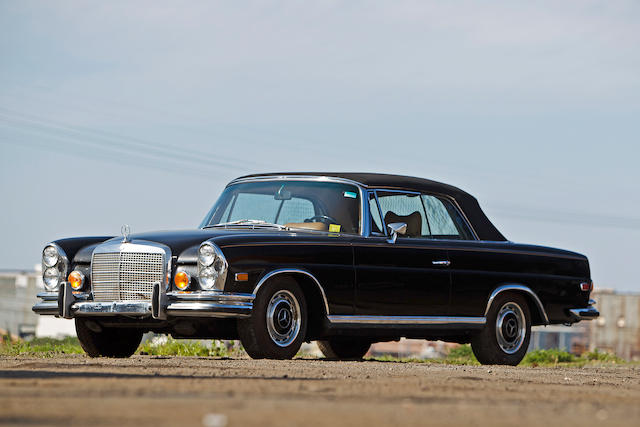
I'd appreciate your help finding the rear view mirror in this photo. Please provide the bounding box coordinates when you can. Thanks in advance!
[274,185,292,201]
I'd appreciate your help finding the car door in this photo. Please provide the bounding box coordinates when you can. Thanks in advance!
[352,191,451,316]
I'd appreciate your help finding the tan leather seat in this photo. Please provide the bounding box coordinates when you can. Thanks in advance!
[285,222,328,231]
[383,211,422,237]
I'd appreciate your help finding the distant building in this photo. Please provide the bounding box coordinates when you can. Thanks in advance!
[585,289,640,360]
[528,324,588,354]
[527,289,640,360]
[0,268,75,339]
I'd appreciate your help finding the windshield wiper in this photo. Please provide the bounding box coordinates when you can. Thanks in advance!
[204,219,288,230]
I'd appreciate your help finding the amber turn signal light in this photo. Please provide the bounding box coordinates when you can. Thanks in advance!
[235,272,249,282]
[174,271,191,290]
[68,271,85,290]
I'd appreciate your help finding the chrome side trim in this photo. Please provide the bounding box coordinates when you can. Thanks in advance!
[327,315,486,325]
[167,291,254,304]
[485,284,549,325]
[166,302,252,318]
[253,268,330,315]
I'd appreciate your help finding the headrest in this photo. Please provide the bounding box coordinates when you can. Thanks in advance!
[384,211,422,237]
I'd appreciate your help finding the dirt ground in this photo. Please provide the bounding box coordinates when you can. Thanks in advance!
[1,355,639,427]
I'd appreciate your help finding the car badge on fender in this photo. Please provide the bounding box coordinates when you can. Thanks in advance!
[121,224,131,243]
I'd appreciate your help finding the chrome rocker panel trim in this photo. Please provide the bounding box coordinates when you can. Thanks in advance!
[327,315,486,326]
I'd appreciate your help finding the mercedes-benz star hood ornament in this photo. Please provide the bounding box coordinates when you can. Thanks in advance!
[121,224,131,243]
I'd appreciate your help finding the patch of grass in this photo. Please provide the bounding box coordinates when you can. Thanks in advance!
[522,348,576,365]
[0,336,84,357]
[367,344,479,365]
[583,348,625,364]
[445,344,479,365]
[367,344,631,367]
[138,336,231,357]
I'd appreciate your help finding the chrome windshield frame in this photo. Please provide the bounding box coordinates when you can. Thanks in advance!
[208,175,369,236]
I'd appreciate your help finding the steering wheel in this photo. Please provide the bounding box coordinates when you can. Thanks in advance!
[304,215,339,225]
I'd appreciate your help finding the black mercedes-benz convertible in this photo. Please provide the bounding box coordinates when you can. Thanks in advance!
[33,172,599,365]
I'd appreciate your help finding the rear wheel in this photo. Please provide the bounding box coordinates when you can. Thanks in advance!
[471,292,531,365]
[317,337,371,360]
[75,318,143,358]
[238,277,307,359]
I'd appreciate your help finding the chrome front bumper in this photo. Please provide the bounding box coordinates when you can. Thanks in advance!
[32,285,254,319]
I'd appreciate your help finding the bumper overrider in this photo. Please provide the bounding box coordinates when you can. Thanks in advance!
[32,282,254,320]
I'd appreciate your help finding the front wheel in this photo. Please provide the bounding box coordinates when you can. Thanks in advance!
[75,319,143,358]
[471,292,531,365]
[238,277,307,359]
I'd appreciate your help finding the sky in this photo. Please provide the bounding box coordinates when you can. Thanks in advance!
[1,1,639,291]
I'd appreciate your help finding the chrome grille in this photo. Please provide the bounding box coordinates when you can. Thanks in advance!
[92,252,164,302]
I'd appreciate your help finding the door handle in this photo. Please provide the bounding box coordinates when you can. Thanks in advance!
[432,260,451,267]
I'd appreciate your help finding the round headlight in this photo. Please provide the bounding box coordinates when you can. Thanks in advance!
[199,267,219,290]
[68,270,85,290]
[43,245,59,267]
[199,244,215,267]
[43,267,61,291]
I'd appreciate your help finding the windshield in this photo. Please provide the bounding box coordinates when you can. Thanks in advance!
[199,180,362,234]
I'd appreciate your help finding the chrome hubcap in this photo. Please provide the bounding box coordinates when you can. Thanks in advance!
[495,302,526,354]
[266,290,301,347]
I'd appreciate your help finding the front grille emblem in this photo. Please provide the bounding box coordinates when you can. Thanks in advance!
[121,224,131,243]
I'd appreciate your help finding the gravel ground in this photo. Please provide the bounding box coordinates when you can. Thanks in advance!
[1,355,639,427]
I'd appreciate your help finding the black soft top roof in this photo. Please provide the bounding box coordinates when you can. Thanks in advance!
[236,172,506,241]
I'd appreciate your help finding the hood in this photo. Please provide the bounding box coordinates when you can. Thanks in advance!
[101,227,326,259]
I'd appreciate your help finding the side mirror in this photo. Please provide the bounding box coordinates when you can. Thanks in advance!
[387,222,407,244]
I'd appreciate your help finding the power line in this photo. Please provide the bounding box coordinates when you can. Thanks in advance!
[0,107,267,170]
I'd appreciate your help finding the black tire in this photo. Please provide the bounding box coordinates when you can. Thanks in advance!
[471,292,531,365]
[75,319,143,358]
[317,337,371,360]
[238,277,307,359]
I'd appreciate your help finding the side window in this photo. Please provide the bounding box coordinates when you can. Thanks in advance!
[376,192,429,238]
[368,193,384,235]
[422,195,474,240]
[277,198,315,224]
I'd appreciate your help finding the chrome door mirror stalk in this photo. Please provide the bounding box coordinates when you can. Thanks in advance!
[387,222,407,244]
